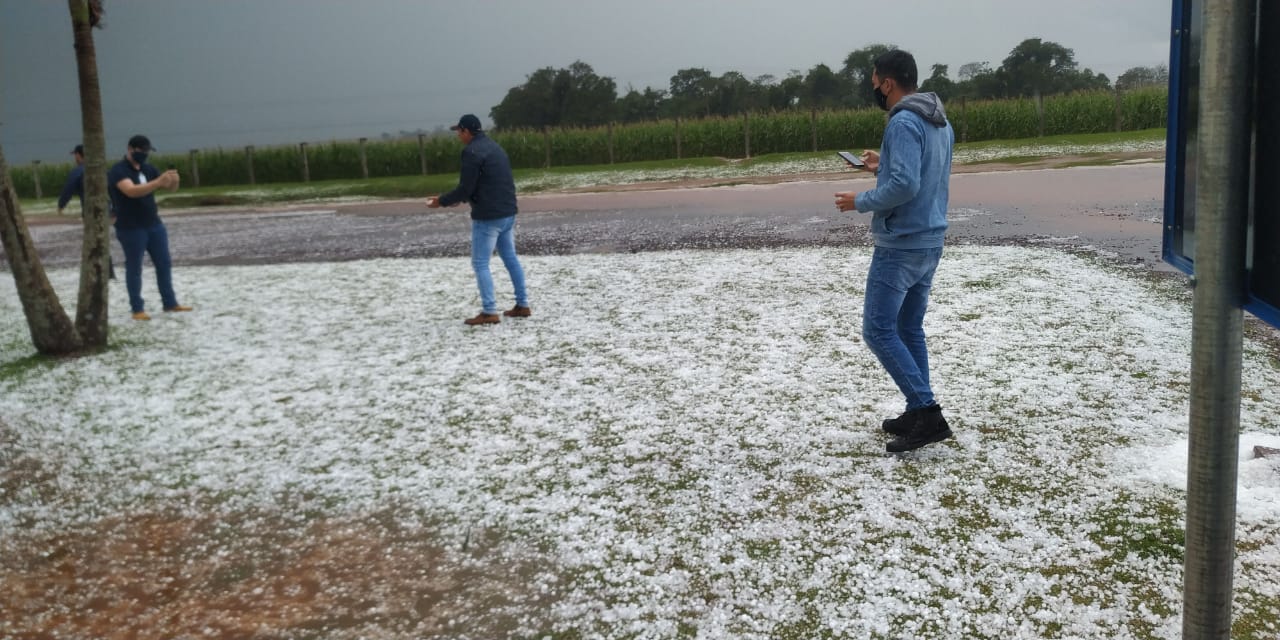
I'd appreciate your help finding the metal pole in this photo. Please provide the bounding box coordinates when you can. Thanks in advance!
[1183,0,1254,638]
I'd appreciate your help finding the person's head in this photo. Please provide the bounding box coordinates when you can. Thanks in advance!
[871,49,919,111]
[71,144,85,165]
[449,114,483,144]
[126,134,154,166]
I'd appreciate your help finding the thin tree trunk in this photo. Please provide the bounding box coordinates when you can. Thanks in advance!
[0,144,83,354]
[69,0,110,347]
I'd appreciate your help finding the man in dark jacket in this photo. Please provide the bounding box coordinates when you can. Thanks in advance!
[56,144,85,216]
[428,114,530,325]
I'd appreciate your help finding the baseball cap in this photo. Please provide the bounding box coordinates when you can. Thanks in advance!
[127,134,155,151]
[449,114,483,133]
[71,144,84,155]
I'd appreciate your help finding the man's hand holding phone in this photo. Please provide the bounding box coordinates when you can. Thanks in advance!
[837,150,878,173]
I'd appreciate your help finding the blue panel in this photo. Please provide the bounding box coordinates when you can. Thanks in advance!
[1163,0,1195,274]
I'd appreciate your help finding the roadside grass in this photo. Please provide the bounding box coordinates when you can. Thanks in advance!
[16,130,1166,215]
[2,245,1278,639]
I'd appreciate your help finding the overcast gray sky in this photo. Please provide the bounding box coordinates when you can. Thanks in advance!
[0,0,1172,166]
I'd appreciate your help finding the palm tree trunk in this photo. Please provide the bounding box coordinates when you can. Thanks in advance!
[69,0,111,347]
[0,144,83,354]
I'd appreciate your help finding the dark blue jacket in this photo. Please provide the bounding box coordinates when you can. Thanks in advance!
[438,133,518,220]
[57,164,85,210]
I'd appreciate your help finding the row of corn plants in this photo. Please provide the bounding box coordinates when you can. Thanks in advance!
[8,87,1167,198]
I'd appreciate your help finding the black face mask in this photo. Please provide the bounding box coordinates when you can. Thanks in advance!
[873,82,890,111]
[130,150,149,165]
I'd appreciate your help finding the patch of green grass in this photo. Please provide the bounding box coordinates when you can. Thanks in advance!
[956,128,1166,152]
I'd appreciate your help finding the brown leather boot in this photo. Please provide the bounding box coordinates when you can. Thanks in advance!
[464,312,500,326]
[503,305,532,318]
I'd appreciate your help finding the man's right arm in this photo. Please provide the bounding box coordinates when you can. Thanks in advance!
[56,170,82,212]
[438,148,481,207]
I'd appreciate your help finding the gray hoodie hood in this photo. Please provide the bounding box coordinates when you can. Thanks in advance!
[889,92,948,127]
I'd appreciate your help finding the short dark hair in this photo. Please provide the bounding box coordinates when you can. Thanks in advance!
[873,49,918,91]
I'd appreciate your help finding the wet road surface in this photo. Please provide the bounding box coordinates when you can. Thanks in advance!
[13,163,1171,272]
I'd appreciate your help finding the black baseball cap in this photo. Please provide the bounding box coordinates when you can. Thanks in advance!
[449,114,483,133]
[127,134,155,151]
[71,144,84,155]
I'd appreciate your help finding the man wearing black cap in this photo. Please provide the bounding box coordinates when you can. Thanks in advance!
[427,114,530,325]
[56,144,86,216]
[107,134,191,321]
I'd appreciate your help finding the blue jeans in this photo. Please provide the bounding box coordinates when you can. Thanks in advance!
[862,246,943,410]
[116,224,179,312]
[471,216,527,314]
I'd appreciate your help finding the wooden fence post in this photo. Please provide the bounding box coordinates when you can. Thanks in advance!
[300,142,310,182]
[359,137,369,179]
[1035,92,1045,137]
[743,111,751,159]
[543,127,551,168]
[31,161,42,199]
[245,146,255,185]
[607,122,615,165]
[418,134,428,176]
[810,108,818,152]
[675,117,682,160]
[189,149,200,188]
[960,96,968,143]
[1114,85,1124,132]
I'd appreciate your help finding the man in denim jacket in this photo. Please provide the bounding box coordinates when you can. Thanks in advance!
[428,114,531,325]
[835,50,954,453]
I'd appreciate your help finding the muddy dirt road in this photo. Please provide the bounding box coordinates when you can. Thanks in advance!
[12,162,1171,271]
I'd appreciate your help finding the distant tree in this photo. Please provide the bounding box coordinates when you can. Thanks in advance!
[840,43,898,107]
[802,64,849,109]
[957,61,991,82]
[708,71,753,116]
[490,61,617,129]
[760,71,805,111]
[0,0,110,354]
[919,64,957,102]
[999,38,1078,100]
[617,86,666,123]
[668,68,717,118]
[1116,64,1169,89]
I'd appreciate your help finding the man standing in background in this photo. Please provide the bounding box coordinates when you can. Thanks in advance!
[107,134,191,321]
[428,114,531,326]
[56,144,85,216]
[834,50,955,453]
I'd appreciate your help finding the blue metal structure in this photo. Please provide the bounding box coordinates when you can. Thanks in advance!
[1164,0,1280,329]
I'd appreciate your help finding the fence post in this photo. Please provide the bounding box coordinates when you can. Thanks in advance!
[1035,92,1045,137]
[245,146,255,185]
[810,108,818,152]
[607,122,615,165]
[543,127,551,168]
[359,137,369,179]
[189,149,200,188]
[675,117,682,160]
[300,142,310,182]
[31,161,41,199]
[960,96,969,143]
[418,134,428,176]
[1114,85,1124,132]
[743,112,751,159]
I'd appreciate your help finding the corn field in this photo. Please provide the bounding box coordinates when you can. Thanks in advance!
[8,87,1168,198]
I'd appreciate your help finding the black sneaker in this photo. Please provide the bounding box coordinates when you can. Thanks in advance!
[886,405,953,453]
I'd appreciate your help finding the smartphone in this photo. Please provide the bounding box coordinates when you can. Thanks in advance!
[837,151,865,168]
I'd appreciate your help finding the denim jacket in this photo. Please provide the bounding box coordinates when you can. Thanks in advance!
[855,92,954,249]
[438,133,518,220]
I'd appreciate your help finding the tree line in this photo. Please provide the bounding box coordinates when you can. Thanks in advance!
[491,38,1170,130]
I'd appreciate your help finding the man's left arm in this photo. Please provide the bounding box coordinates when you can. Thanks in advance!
[854,121,924,213]
[56,167,84,213]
